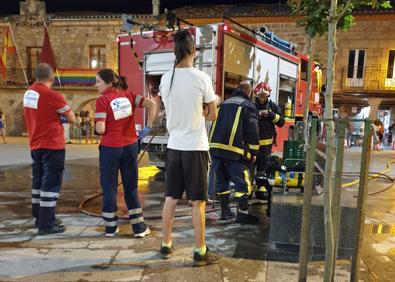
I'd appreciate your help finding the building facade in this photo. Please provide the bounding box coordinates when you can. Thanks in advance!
[2,1,395,135]
[0,0,156,135]
[174,3,395,129]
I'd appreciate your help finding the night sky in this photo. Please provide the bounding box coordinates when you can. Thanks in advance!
[1,0,285,15]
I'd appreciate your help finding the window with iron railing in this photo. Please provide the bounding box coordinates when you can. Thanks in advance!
[385,50,395,88]
[386,50,395,79]
[346,49,366,87]
[89,45,106,69]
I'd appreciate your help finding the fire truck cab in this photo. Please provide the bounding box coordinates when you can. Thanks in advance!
[118,21,322,168]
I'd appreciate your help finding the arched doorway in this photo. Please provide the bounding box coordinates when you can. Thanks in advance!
[74,98,98,144]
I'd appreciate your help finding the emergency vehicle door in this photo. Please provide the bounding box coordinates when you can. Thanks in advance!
[194,25,218,90]
[143,52,175,129]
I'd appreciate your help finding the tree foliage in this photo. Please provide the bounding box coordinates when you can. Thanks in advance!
[288,0,391,37]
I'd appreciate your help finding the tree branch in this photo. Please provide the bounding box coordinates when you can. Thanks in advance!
[337,0,352,20]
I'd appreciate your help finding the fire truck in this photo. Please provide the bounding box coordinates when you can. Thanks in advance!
[118,20,322,168]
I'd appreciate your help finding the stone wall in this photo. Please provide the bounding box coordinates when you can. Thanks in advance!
[0,1,156,135]
[0,18,121,135]
[250,17,395,96]
[0,85,98,135]
[2,4,395,134]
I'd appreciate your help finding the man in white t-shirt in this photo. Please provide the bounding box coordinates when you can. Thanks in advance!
[158,29,221,267]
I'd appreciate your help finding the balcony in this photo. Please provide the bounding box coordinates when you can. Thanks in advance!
[0,68,98,88]
[341,66,395,93]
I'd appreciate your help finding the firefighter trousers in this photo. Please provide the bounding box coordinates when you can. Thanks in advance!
[256,144,273,173]
[31,149,65,230]
[99,143,147,234]
[211,158,252,199]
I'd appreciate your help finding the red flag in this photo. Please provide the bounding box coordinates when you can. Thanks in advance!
[0,26,16,79]
[39,27,57,69]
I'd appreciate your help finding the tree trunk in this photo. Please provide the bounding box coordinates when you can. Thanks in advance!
[323,1,338,281]
[303,36,315,127]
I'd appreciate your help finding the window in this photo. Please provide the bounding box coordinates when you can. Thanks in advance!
[387,50,395,78]
[347,49,365,79]
[89,45,106,69]
[26,46,42,81]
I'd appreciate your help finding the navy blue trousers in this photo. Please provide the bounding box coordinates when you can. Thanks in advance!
[31,149,65,230]
[99,143,146,234]
[211,158,252,199]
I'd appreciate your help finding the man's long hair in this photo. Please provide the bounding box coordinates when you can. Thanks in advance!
[169,29,194,93]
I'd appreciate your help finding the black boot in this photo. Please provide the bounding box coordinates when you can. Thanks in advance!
[255,189,268,200]
[218,193,235,220]
[235,195,259,224]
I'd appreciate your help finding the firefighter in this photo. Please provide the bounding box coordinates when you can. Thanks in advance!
[209,80,260,224]
[254,82,285,201]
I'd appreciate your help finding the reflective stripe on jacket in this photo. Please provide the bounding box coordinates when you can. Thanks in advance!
[209,90,259,162]
[255,99,285,144]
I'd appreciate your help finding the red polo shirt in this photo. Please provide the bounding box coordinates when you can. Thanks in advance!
[23,82,71,150]
[94,88,144,147]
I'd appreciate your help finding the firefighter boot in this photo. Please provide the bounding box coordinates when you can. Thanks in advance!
[255,173,269,200]
[255,186,268,200]
[235,195,259,224]
[218,193,235,220]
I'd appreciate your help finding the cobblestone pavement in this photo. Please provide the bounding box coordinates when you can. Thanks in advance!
[0,138,394,281]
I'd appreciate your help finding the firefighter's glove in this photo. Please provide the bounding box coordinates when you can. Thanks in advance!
[267,111,276,121]
[138,127,152,140]
[259,110,270,120]
[59,115,68,124]
[259,109,268,117]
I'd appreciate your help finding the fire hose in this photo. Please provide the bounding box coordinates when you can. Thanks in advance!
[80,128,395,219]
[79,128,223,220]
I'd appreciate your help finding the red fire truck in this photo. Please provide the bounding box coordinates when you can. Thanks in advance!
[118,20,322,168]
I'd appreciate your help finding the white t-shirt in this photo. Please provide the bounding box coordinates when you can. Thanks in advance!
[159,67,216,151]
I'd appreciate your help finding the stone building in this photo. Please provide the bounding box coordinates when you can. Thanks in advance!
[2,1,395,135]
[0,0,157,135]
[174,3,395,129]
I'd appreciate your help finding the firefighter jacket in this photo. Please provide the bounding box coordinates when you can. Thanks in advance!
[209,89,259,162]
[255,99,285,147]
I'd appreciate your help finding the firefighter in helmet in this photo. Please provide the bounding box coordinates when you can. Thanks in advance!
[209,80,260,224]
[254,82,285,201]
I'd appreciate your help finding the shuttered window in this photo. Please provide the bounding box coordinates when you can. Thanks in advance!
[386,50,395,78]
[347,49,365,79]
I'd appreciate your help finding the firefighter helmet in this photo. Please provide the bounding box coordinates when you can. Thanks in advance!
[254,82,271,96]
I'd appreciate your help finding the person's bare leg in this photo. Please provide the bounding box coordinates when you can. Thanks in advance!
[162,197,178,244]
[192,200,206,248]
[0,129,6,144]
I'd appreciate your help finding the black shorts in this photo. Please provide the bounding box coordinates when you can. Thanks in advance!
[165,149,209,201]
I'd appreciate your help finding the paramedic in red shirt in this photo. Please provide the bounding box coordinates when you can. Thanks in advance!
[94,69,156,238]
[23,63,76,235]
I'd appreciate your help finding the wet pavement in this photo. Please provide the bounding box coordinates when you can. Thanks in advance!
[0,138,395,281]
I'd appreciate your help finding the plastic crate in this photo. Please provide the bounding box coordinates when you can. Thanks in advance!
[283,140,306,168]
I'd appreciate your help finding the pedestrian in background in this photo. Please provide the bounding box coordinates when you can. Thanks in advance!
[84,111,93,144]
[0,109,6,144]
[159,29,221,266]
[23,63,76,235]
[94,69,156,238]
[73,112,82,143]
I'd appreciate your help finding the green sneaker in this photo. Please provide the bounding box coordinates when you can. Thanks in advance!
[193,248,222,267]
[160,243,173,259]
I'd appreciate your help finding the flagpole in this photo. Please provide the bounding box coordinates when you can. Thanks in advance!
[7,23,29,86]
[43,22,61,86]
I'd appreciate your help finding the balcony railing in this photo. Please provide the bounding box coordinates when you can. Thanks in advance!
[0,68,98,87]
[341,66,395,92]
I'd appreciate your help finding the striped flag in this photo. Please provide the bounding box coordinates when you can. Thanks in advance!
[0,26,16,79]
